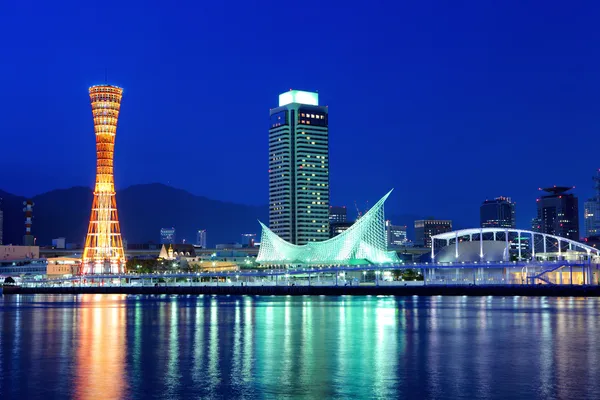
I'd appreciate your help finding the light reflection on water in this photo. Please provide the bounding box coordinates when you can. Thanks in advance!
[1,294,600,399]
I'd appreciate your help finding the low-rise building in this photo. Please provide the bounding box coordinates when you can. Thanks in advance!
[1,245,40,260]
[52,238,66,249]
[159,244,197,260]
[0,259,47,277]
[46,257,81,276]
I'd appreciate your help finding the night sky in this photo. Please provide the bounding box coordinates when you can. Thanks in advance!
[2,1,599,228]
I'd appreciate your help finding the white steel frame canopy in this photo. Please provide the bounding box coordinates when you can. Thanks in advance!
[257,190,400,266]
[431,228,600,261]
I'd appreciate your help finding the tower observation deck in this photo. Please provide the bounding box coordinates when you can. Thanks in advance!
[82,85,126,274]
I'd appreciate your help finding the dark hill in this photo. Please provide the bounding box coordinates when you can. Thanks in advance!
[0,184,268,246]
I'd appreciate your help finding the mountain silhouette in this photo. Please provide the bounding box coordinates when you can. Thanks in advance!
[0,184,268,247]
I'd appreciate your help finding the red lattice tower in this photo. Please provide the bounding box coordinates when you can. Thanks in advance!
[82,85,126,274]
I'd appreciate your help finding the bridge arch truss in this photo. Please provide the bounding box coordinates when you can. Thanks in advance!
[431,228,600,261]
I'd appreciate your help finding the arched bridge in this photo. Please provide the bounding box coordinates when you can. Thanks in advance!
[431,228,600,262]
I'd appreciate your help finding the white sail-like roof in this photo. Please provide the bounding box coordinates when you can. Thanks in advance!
[257,190,400,266]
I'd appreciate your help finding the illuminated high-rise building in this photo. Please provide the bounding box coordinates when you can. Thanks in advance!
[161,227,176,244]
[196,229,207,248]
[415,219,452,248]
[480,196,516,229]
[386,220,408,248]
[329,206,347,223]
[269,90,330,245]
[584,170,600,238]
[536,186,579,241]
[82,85,126,274]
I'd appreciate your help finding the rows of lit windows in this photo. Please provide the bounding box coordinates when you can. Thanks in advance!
[300,112,325,119]
[298,164,326,169]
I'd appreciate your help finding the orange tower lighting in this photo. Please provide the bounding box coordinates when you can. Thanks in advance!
[82,85,126,274]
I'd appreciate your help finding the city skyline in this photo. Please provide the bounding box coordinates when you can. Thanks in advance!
[3,2,600,400]
[2,1,599,231]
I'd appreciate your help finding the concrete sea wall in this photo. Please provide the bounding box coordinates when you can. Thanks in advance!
[3,285,600,297]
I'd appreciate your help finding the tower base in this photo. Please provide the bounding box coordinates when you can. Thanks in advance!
[82,259,126,275]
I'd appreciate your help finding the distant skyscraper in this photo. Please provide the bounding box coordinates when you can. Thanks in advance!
[536,186,579,240]
[386,221,407,247]
[241,233,257,247]
[161,228,176,244]
[329,206,347,223]
[196,229,207,248]
[480,196,516,228]
[415,219,452,248]
[584,171,600,238]
[531,217,542,232]
[269,90,329,245]
[584,201,600,238]
[329,222,353,238]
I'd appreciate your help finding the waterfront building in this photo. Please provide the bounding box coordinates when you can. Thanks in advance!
[82,85,126,274]
[0,258,47,277]
[46,257,81,276]
[196,229,207,248]
[257,190,399,266]
[269,90,330,245]
[186,259,240,272]
[584,171,600,238]
[480,196,516,228]
[160,228,176,244]
[386,221,408,248]
[414,219,452,248]
[0,245,39,260]
[159,244,196,260]
[330,221,353,238]
[536,186,579,241]
[329,206,347,223]
[431,227,599,285]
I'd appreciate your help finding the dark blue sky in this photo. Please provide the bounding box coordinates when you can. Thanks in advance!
[1,1,599,228]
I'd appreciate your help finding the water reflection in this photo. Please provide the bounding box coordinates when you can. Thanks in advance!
[74,294,127,400]
[1,295,600,399]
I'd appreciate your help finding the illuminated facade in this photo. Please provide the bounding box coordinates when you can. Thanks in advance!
[415,219,452,248]
[257,190,399,266]
[269,90,330,245]
[584,171,600,238]
[82,85,126,274]
[386,221,408,247]
[480,196,516,228]
[536,186,579,242]
[160,227,176,244]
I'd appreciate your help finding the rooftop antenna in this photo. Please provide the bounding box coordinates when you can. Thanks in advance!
[104,68,108,84]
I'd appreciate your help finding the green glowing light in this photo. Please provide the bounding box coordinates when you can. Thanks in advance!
[257,190,399,266]
[279,90,319,107]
